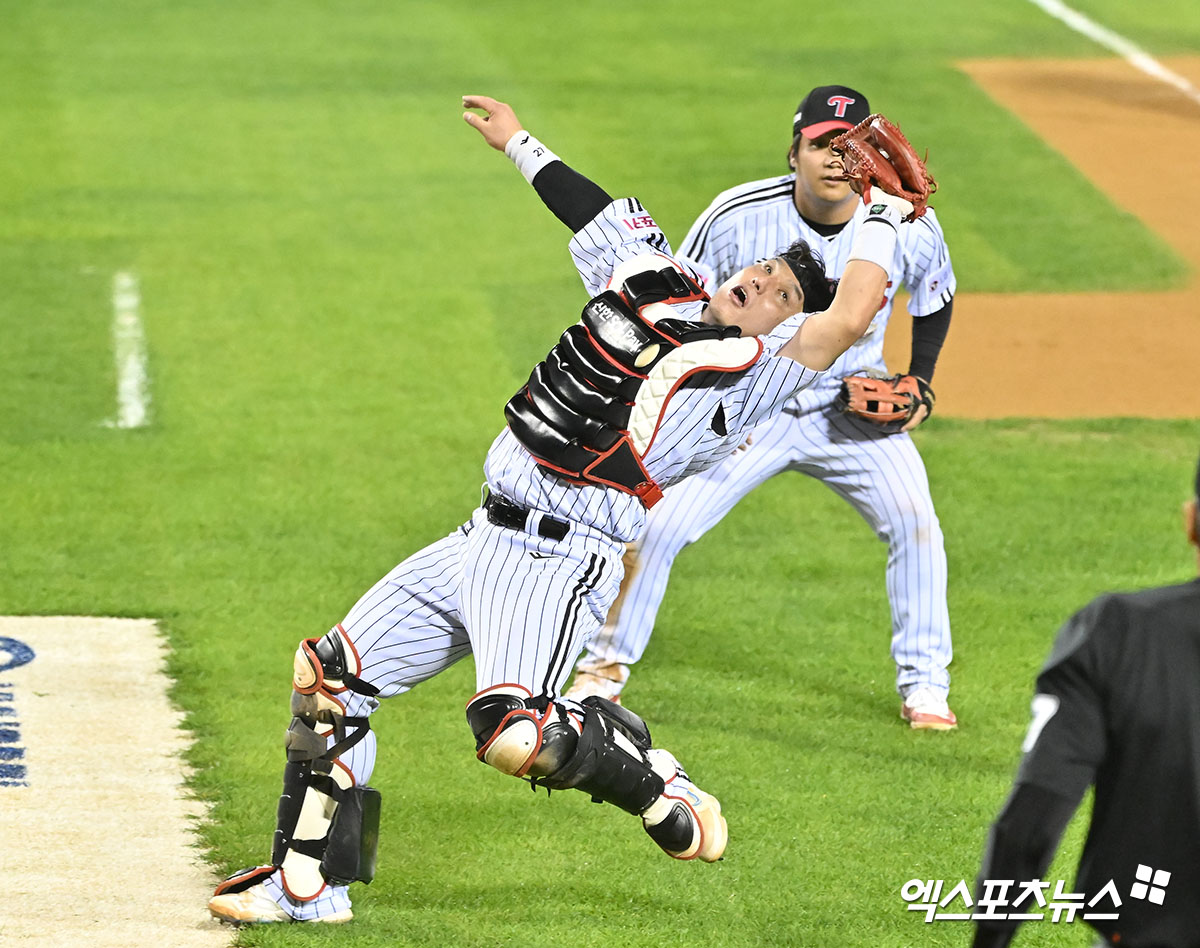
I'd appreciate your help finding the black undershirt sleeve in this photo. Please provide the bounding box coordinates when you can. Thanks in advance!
[972,602,1107,948]
[530,160,613,233]
[907,298,953,381]
[971,783,1081,947]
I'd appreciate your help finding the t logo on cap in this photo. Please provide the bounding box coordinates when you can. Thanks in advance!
[827,95,856,118]
[792,84,871,139]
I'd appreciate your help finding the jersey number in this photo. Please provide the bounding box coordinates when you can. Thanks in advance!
[1021,693,1061,753]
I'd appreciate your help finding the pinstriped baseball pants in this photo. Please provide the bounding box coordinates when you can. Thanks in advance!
[267,505,623,919]
[343,506,622,699]
[325,504,623,784]
[582,403,952,696]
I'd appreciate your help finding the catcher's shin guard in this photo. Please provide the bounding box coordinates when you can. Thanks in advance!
[466,687,664,812]
[465,686,661,809]
[212,864,277,899]
[543,698,726,860]
[466,689,724,859]
[538,695,665,815]
[274,625,381,901]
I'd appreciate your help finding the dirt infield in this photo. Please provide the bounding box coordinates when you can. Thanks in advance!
[882,56,1200,418]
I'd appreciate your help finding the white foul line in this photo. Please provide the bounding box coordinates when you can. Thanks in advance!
[109,270,150,429]
[1026,0,1200,107]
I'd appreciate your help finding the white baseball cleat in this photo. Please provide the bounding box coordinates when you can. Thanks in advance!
[901,686,958,730]
[208,875,353,925]
[641,750,728,862]
[564,660,630,704]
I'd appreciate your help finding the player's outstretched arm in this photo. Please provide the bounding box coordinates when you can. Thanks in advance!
[779,193,909,370]
[790,257,887,369]
[462,94,612,233]
[782,113,941,371]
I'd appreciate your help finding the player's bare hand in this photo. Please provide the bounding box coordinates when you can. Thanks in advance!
[462,95,522,150]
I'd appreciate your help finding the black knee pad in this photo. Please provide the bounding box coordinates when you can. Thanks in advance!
[293,625,380,705]
[465,687,527,749]
[466,684,580,778]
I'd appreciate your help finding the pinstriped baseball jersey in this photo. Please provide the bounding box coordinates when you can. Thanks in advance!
[678,174,955,413]
[486,197,822,543]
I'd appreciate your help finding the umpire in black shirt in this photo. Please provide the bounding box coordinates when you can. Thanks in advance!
[973,452,1200,948]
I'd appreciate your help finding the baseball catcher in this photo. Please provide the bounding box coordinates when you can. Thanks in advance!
[207,89,928,927]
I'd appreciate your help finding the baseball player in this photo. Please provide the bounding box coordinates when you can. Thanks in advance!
[567,85,958,729]
[206,94,920,924]
[972,451,1200,947]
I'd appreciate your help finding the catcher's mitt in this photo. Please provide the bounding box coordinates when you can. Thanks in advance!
[830,114,936,222]
[836,374,935,433]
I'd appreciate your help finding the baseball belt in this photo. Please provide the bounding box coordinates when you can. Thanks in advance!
[484,493,570,541]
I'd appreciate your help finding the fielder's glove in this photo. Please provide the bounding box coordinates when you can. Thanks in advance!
[830,114,936,223]
[836,374,935,433]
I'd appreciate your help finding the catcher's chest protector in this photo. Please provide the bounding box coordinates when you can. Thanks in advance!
[505,267,763,507]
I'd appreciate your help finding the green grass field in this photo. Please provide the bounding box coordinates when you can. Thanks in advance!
[2,1,1198,946]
